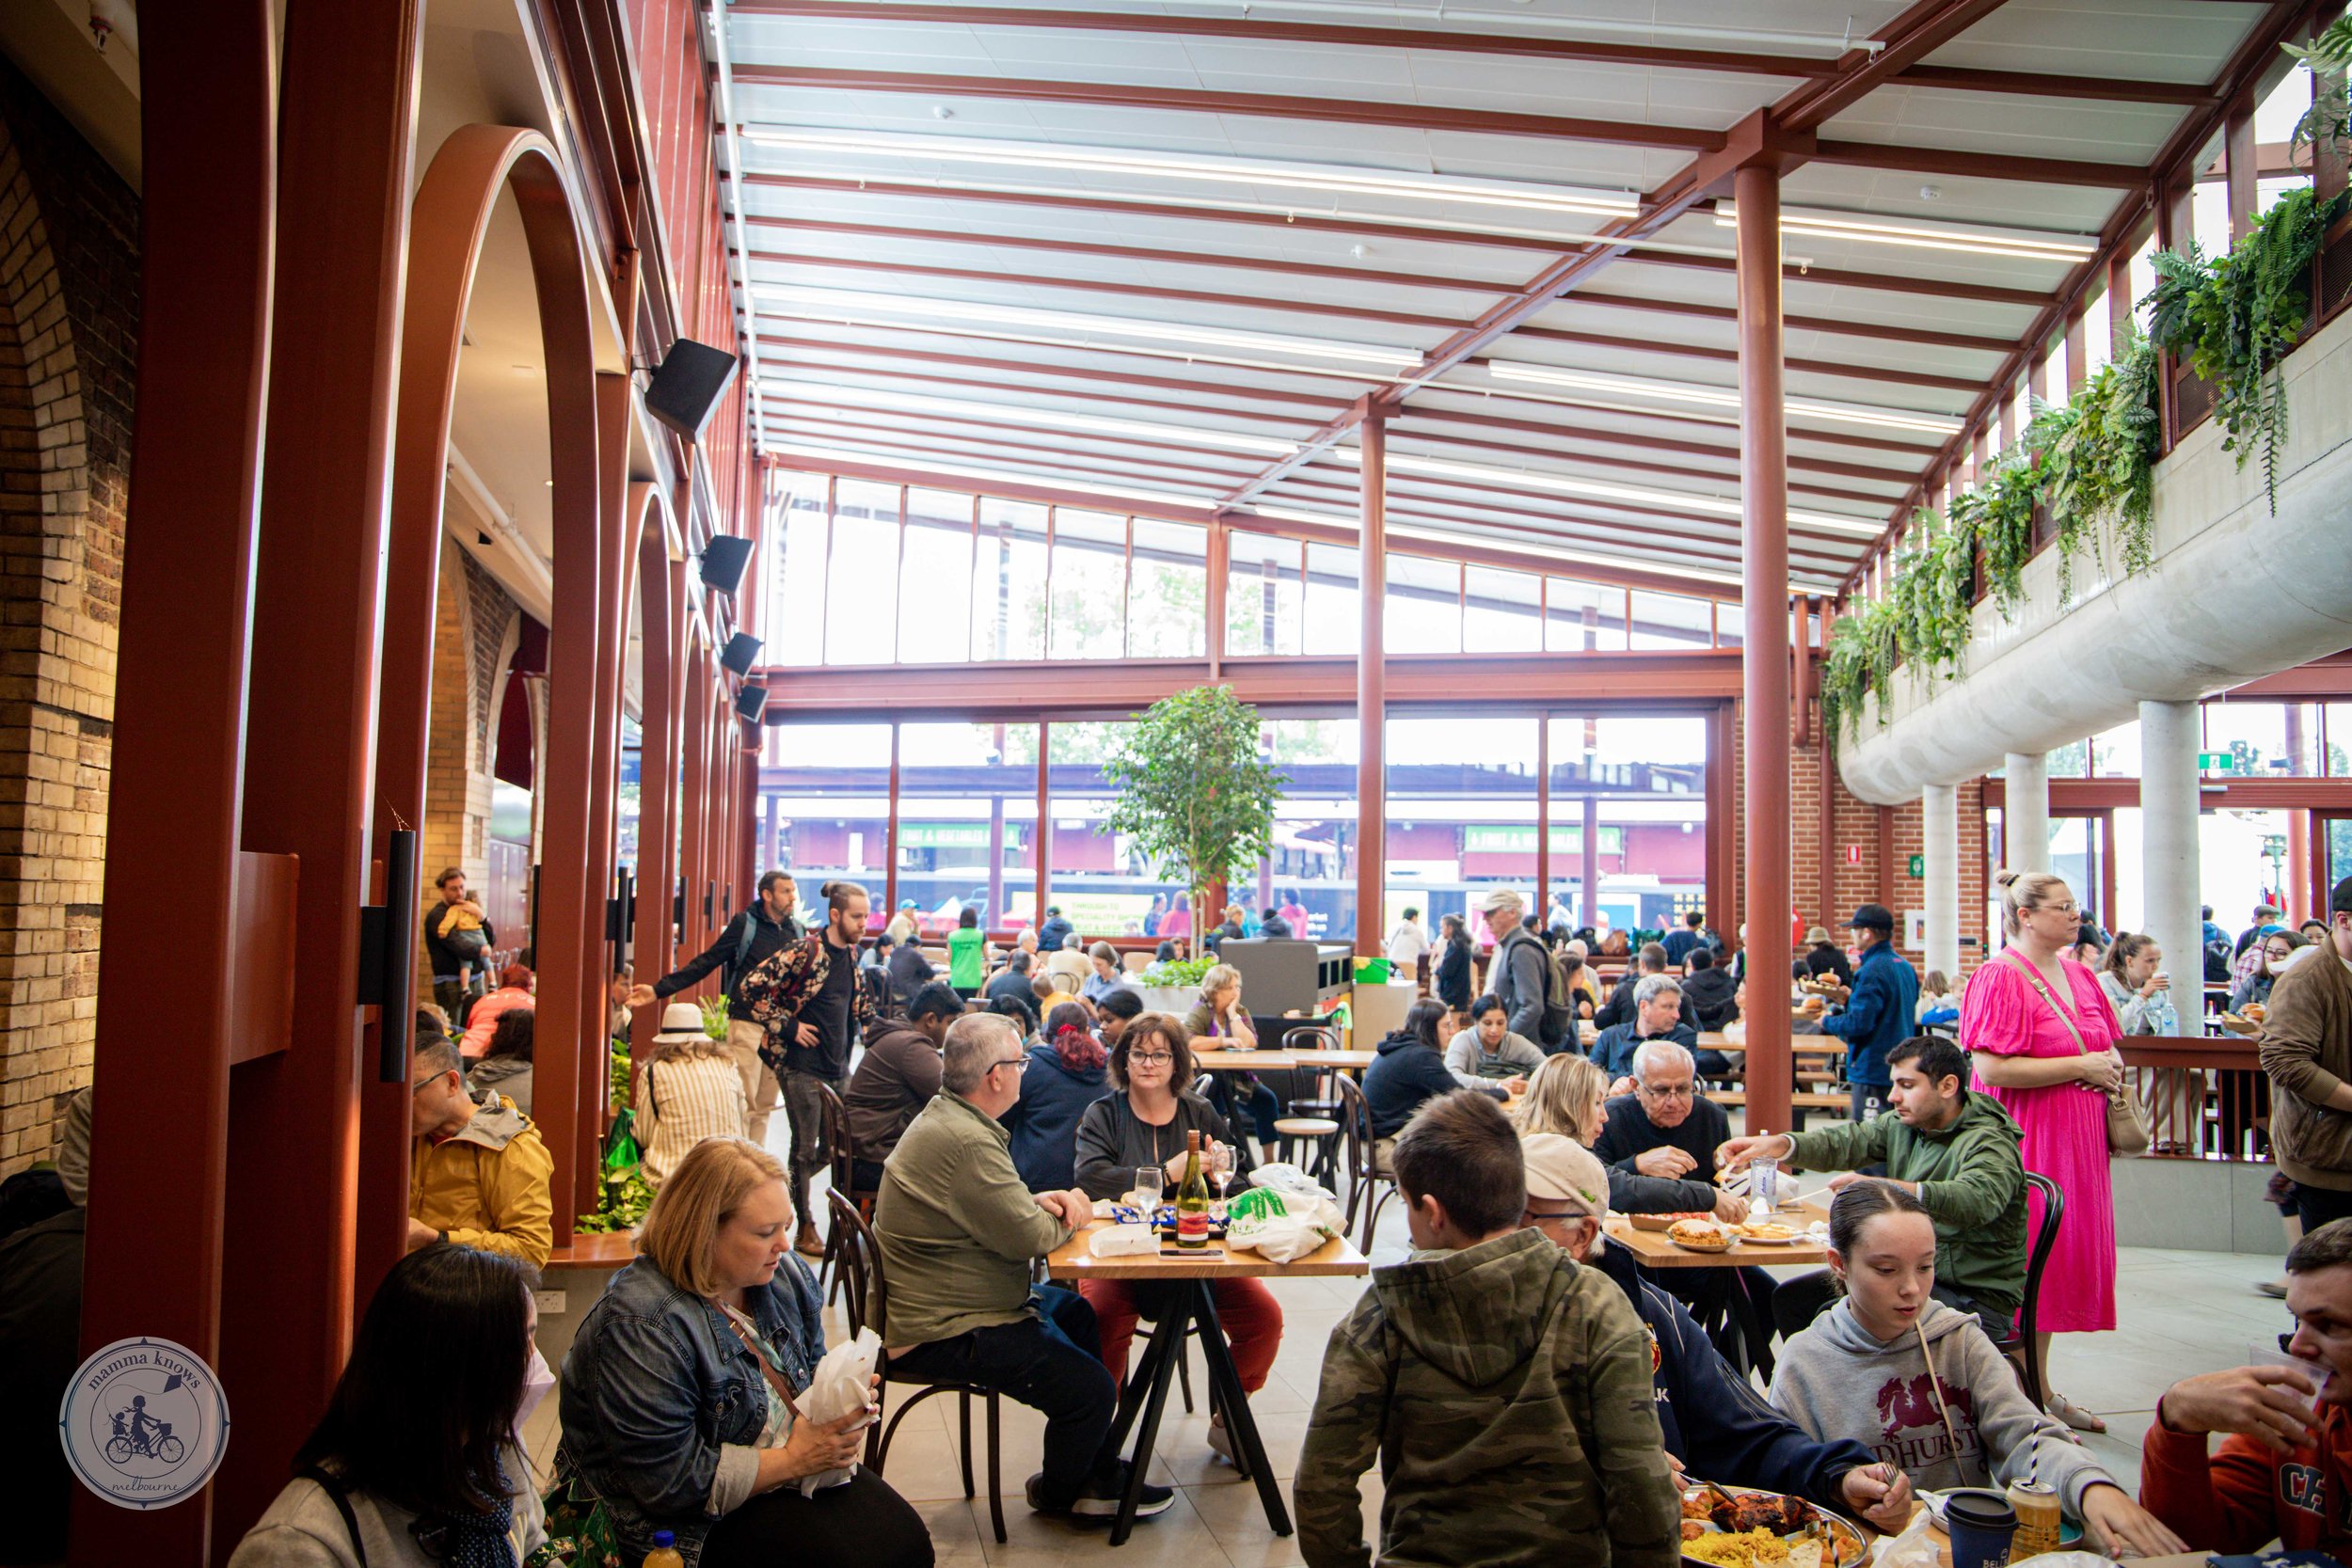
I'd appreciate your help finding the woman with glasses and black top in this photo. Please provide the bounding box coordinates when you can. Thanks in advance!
[1071,1013,1284,1466]
[230,1243,548,1567]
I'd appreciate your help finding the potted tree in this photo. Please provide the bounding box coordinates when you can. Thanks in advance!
[1103,686,1285,1012]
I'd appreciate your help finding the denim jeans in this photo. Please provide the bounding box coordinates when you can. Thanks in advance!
[888,1285,1118,1501]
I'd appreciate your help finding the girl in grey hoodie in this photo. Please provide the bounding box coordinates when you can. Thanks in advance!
[1768,1181,2184,1559]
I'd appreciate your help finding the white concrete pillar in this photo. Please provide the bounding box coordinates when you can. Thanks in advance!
[1923,782,1961,979]
[2004,751,2051,875]
[2141,699,2201,1037]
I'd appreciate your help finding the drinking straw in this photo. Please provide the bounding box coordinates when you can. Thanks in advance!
[1914,1315,1963,1465]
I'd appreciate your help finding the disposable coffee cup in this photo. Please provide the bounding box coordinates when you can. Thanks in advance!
[1945,1492,2018,1568]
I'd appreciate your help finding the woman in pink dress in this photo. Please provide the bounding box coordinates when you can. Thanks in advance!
[1963,868,2129,1434]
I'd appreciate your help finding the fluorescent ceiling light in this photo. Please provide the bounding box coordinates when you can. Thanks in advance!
[766,381,1299,455]
[767,440,1217,509]
[1486,361,1961,436]
[1328,448,1882,535]
[750,285,1422,367]
[1713,203,2097,261]
[741,127,1639,219]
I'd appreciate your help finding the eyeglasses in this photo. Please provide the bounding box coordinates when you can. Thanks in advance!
[1638,1081,1695,1101]
[2032,900,2080,917]
[990,1056,1029,1074]
[1522,1207,1589,1225]
[1129,1052,1175,1068]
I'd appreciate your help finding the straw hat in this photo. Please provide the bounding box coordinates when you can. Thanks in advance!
[651,1001,714,1045]
[1804,926,1832,946]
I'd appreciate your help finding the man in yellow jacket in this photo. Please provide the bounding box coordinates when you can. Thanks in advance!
[409,1033,554,1267]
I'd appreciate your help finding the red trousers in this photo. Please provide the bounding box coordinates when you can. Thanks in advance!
[1078,1276,1283,1394]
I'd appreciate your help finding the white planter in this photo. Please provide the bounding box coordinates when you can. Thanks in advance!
[1134,987,1198,1016]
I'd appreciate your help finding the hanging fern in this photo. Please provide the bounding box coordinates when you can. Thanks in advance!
[2283,19,2352,159]
[2145,184,2346,512]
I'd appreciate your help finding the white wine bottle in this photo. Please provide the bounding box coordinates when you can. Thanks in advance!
[1175,1130,1211,1250]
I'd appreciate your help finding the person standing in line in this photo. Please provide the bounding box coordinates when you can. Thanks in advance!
[733,880,876,1258]
[1815,904,1919,1122]
[2098,934,2190,1154]
[2260,876,2352,1233]
[1433,913,1473,1010]
[1962,868,2125,1433]
[628,869,806,1149]
[1385,906,1431,975]
[947,905,988,1000]
[422,867,496,1025]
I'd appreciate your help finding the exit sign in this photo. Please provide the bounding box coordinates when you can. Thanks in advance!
[2198,752,2234,773]
[1908,854,1925,879]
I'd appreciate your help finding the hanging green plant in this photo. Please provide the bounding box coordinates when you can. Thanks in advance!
[2145,183,2346,512]
[2284,20,2352,159]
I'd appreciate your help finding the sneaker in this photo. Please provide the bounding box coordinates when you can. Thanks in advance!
[1025,1472,1073,1516]
[1068,1463,1176,1520]
[2258,1278,2289,1298]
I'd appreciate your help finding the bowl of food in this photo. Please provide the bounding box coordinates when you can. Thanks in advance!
[1668,1219,1733,1253]
[1681,1486,1866,1568]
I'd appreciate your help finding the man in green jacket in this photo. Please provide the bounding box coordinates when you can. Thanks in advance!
[874,1011,1176,1522]
[1295,1090,1680,1568]
[1721,1035,2027,1340]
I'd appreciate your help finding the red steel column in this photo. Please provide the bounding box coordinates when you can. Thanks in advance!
[1356,410,1386,958]
[629,535,682,1071]
[581,365,636,1205]
[1737,162,1794,1135]
[74,5,276,1561]
[679,650,713,974]
[218,0,426,1541]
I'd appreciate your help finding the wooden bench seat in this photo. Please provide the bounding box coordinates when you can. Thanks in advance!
[544,1230,638,1270]
[1706,1090,1850,1112]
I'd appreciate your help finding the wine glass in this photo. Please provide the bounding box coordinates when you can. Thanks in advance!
[1209,1142,1235,1212]
[1131,1165,1164,1216]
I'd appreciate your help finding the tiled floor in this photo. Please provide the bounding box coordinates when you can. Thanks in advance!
[523,1189,2297,1567]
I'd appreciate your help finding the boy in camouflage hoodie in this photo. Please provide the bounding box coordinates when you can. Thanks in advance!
[1295,1091,1680,1568]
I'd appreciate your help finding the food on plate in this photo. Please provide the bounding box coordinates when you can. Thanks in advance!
[1735,1221,1799,1242]
[1631,1211,1720,1231]
[1682,1528,1792,1567]
[2246,1002,2268,1022]
[1668,1218,1732,1252]
[1682,1521,1708,1542]
[1788,1542,1822,1568]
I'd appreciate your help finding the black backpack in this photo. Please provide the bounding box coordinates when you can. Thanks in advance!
[1502,930,1577,1047]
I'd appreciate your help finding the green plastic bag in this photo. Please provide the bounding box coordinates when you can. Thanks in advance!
[1354,958,1391,986]
[603,1107,639,1173]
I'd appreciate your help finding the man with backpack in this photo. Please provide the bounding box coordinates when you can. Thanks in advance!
[1483,891,1574,1052]
[627,868,805,1148]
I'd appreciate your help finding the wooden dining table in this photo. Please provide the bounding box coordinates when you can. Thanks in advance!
[1046,1220,1369,1544]
[1602,1211,1834,1271]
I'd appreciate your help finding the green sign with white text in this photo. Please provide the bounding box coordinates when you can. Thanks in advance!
[900,823,991,849]
[1461,825,1627,855]
[1907,854,1924,879]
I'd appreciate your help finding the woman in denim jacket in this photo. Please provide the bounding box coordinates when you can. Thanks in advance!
[559,1139,933,1568]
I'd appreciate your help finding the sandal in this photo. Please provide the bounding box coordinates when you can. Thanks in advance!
[2048,1393,2106,1434]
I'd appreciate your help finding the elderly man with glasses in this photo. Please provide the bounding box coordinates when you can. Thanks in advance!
[873,1011,1178,1523]
[1594,1039,1780,1370]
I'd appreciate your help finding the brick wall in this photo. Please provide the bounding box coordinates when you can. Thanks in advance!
[1729,695,1988,994]
[419,540,520,998]
[0,60,136,1177]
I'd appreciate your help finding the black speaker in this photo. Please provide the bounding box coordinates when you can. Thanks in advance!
[734,684,768,721]
[644,338,741,440]
[720,631,762,675]
[700,533,755,594]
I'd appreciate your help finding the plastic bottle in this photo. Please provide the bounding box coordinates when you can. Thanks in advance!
[644,1528,686,1568]
[1174,1130,1211,1249]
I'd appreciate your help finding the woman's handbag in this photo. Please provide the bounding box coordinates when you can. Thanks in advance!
[1999,952,2152,1156]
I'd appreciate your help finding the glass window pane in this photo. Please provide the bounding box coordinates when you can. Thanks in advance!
[1567,717,1708,944]
[1629,590,1713,650]
[1545,578,1628,652]
[1388,715,1537,952]
[764,722,892,895]
[1128,520,1206,658]
[1385,554,1461,655]
[2090,721,2140,779]
[1715,602,1743,650]
[971,499,1048,661]
[2330,705,2351,777]
[898,487,973,664]
[825,480,899,666]
[1463,565,1540,653]
[898,721,1041,932]
[1047,721,1181,937]
[1049,508,1127,661]
[1304,543,1360,656]
[2204,701,2319,776]
[771,470,829,665]
[1257,719,1359,944]
[2048,740,2089,780]
[1226,531,1301,657]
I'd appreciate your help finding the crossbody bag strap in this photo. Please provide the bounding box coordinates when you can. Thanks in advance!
[298,1465,367,1568]
[1998,950,2092,1056]
[723,1315,806,1421]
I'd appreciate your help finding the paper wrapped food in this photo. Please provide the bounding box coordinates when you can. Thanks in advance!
[793,1327,881,1496]
[1226,1184,1342,1263]
[1089,1223,1158,1258]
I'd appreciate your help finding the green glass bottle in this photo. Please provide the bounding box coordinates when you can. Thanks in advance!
[1175,1130,1211,1249]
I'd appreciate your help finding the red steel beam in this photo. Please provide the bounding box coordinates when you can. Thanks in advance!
[1400,406,1914,486]
[1357,409,1387,958]
[1572,288,2018,356]
[74,3,276,1560]
[1778,0,2020,130]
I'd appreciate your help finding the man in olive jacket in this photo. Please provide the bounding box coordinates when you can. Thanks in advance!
[2261,875,2352,1232]
[1296,1090,1679,1568]
[1721,1035,2026,1340]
